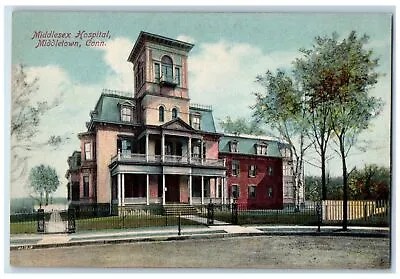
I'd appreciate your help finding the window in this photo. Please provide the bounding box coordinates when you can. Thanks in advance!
[255,144,267,155]
[267,187,273,199]
[83,176,89,197]
[248,165,256,177]
[172,108,178,119]
[154,63,160,82]
[192,145,200,158]
[175,67,181,85]
[268,166,274,176]
[229,141,239,153]
[159,106,165,122]
[161,55,173,82]
[165,142,172,155]
[84,143,91,160]
[248,186,256,199]
[117,138,135,157]
[232,185,240,199]
[191,114,201,130]
[135,61,144,89]
[121,107,132,122]
[232,160,240,176]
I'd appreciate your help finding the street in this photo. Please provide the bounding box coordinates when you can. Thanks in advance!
[10,235,390,269]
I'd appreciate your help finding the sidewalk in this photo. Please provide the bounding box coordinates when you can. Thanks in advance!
[10,224,390,250]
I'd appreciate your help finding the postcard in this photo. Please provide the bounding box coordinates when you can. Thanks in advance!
[8,9,393,270]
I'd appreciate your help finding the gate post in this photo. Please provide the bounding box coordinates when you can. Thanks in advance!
[67,208,76,233]
[231,199,238,225]
[37,208,45,233]
[207,200,214,225]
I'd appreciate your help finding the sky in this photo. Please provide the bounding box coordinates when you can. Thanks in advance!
[9,11,393,198]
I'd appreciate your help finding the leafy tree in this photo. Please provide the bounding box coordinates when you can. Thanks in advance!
[253,70,312,207]
[29,164,60,206]
[219,116,265,135]
[11,64,67,182]
[294,32,383,229]
[348,165,390,200]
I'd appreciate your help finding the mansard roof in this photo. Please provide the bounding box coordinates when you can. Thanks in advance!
[219,134,282,158]
[189,104,216,133]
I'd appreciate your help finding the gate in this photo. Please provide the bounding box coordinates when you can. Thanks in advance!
[36,208,76,234]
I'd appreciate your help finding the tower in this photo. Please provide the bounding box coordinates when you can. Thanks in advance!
[127,31,194,126]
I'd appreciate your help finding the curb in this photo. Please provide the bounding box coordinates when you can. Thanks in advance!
[10,230,389,251]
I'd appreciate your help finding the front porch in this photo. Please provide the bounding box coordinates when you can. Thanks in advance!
[111,173,228,206]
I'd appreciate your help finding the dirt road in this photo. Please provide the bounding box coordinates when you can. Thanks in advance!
[10,235,390,269]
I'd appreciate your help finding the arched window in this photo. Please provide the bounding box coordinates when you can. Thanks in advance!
[172,108,178,119]
[161,55,173,82]
[159,106,165,122]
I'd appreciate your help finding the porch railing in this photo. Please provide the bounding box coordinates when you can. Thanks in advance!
[111,152,225,167]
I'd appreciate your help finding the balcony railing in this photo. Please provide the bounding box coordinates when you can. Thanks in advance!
[111,153,225,167]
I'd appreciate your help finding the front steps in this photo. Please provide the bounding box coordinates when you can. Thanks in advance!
[163,204,198,216]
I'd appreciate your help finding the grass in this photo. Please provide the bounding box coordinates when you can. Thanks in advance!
[10,221,37,234]
[76,214,201,231]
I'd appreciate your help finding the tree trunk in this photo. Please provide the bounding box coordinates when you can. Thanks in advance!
[321,148,327,200]
[340,137,348,230]
[45,192,49,206]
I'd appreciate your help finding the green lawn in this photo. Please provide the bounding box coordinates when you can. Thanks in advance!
[10,221,37,234]
[76,214,201,231]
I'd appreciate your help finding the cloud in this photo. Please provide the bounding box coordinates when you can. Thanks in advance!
[188,40,298,125]
[101,37,136,93]
[176,35,196,44]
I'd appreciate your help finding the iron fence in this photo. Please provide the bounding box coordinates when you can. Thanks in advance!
[9,200,390,234]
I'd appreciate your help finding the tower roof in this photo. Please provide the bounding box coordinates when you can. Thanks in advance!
[127,31,194,63]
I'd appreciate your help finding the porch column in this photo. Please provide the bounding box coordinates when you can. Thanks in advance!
[145,133,149,162]
[161,133,165,162]
[117,173,121,206]
[215,178,219,199]
[121,173,125,206]
[221,177,225,205]
[162,174,166,205]
[146,174,150,205]
[201,176,204,205]
[201,139,204,165]
[188,137,192,163]
[188,175,193,205]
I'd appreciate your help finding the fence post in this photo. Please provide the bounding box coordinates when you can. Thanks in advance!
[231,199,238,225]
[316,202,321,232]
[207,200,214,225]
[37,208,45,233]
[178,213,181,236]
[67,208,76,233]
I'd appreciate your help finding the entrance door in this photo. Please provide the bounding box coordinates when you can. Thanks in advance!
[165,175,180,203]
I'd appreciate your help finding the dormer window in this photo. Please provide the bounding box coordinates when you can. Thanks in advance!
[191,114,201,130]
[229,140,239,153]
[255,143,268,155]
[119,101,134,122]
[121,107,132,122]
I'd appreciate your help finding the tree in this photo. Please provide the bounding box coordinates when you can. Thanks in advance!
[219,116,265,135]
[253,70,312,207]
[348,165,390,200]
[29,164,60,206]
[11,64,67,182]
[294,31,383,230]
